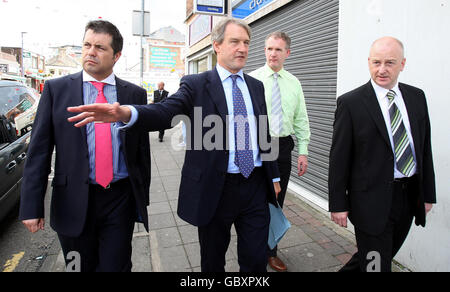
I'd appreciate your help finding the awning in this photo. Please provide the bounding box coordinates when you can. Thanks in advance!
[27,74,45,81]
[0,73,27,83]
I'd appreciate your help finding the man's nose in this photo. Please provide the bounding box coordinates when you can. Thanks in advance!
[87,46,97,56]
[379,63,388,73]
[237,41,248,52]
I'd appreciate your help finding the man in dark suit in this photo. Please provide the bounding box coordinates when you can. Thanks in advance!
[19,20,151,272]
[153,82,169,142]
[68,18,281,272]
[329,37,436,272]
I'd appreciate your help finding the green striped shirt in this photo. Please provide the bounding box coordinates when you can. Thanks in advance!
[249,64,310,155]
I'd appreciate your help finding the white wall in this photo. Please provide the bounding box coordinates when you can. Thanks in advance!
[338,0,450,272]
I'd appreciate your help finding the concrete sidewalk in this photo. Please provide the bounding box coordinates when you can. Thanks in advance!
[52,125,404,272]
[129,126,359,272]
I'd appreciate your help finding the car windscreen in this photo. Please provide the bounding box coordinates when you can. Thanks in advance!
[0,86,36,121]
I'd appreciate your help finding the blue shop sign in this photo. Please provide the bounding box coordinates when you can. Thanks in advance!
[195,0,225,15]
[232,0,274,19]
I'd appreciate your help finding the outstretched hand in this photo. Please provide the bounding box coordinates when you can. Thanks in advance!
[67,102,132,127]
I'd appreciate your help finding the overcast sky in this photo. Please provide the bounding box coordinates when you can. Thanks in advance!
[0,0,187,54]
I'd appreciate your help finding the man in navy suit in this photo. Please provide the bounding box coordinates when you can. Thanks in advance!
[19,20,151,272]
[68,18,281,272]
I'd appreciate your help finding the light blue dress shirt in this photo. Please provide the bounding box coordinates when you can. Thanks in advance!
[82,71,129,184]
[215,64,263,173]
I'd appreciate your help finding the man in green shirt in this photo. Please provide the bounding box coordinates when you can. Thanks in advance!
[250,31,311,272]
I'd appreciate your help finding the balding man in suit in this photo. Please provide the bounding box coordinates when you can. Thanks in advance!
[328,37,436,272]
[153,82,169,142]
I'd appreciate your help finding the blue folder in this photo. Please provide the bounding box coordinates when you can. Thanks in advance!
[268,202,291,250]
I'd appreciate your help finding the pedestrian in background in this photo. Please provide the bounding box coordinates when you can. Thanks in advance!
[250,31,311,272]
[153,81,169,142]
[19,20,151,272]
[328,37,436,272]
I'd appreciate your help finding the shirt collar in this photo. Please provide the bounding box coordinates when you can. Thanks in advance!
[216,63,244,82]
[371,79,400,101]
[83,71,116,86]
[263,63,285,78]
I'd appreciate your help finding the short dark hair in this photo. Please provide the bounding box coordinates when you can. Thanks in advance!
[84,20,123,55]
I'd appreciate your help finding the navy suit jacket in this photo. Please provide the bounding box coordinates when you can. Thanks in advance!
[328,81,436,235]
[19,72,151,237]
[133,68,280,226]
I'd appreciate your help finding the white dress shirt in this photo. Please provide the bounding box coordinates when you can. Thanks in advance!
[371,79,417,178]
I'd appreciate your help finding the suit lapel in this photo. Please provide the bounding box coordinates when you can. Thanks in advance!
[361,81,392,148]
[399,83,420,153]
[206,69,229,122]
[115,77,129,144]
[244,74,264,117]
[70,72,88,145]
[115,77,129,105]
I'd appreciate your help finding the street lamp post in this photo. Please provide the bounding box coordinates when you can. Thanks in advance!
[21,32,27,78]
[140,0,145,87]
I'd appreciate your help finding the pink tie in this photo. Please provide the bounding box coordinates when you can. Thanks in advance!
[90,82,113,188]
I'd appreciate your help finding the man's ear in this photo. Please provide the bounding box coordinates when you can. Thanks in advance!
[213,41,220,55]
[114,51,122,64]
[400,58,406,72]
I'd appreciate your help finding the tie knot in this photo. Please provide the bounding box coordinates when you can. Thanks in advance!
[230,75,240,84]
[273,73,279,80]
[387,90,396,102]
[90,81,105,92]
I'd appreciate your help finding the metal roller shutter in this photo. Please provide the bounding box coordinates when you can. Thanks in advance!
[245,0,339,199]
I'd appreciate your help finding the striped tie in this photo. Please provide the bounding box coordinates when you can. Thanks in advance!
[387,90,416,177]
[271,73,283,136]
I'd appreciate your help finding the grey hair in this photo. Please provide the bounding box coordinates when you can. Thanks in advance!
[211,18,252,53]
[266,31,291,50]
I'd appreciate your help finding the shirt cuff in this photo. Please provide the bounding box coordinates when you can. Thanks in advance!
[273,178,281,183]
[298,143,309,156]
[116,105,138,129]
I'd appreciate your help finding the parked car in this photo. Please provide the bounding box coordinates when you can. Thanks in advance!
[0,81,34,221]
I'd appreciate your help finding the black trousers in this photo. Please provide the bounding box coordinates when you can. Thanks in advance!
[268,136,295,258]
[340,176,417,272]
[198,168,270,272]
[58,179,136,272]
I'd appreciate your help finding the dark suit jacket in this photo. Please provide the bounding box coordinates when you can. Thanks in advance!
[19,72,151,237]
[133,68,280,227]
[153,89,169,103]
[328,81,436,236]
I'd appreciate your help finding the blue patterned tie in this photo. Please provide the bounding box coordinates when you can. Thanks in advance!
[231,75,254,178]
